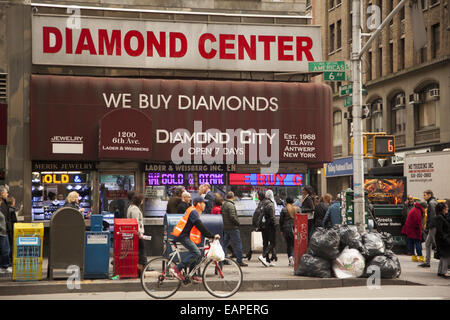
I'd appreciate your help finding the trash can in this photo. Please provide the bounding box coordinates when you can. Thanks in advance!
[84,231,111,279]
[293,212,308,271]
[113,218,139,278]
[13,223,44,281]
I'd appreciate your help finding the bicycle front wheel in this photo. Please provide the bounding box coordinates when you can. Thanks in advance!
[141,257,181,299]
[202,258,243,298]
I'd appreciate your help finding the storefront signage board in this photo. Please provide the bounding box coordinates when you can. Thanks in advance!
[229,173,303,186]
[32,15,322,73]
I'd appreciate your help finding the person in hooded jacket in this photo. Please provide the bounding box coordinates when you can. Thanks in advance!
[258,189,277,267]
[314,194,332,230]
[301,186,315,241]
[246,190,266,261]
[279,197,299,267]
[402,201,428,263]
[433,202,450,278]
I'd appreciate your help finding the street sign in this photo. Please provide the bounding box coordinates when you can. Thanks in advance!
[308,61,349,72]
[344,96,353,107]
[324,71,348,81]
[340,86,368,97]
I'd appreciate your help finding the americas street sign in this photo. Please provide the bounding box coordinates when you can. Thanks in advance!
[308,61,349,72]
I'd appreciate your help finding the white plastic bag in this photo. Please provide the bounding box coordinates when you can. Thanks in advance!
[251,231,263,252]
[332,247,365,279]
[207,239,225,261]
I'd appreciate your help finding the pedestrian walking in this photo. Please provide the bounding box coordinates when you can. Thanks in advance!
[301,186,315,240]
[314,193,332,230]
[211,194,223,215]
[221,192,247,267]
[419,189,438,268]
[6,196,18,262]
[0,186,11,274]
[167,186,184,214]
[258,189,277,267]
[434,202,450,278]
[323,197,342,228]
[126,193,147,276]
[402,201,427,263]
[203,184,216,214]
[246,190,266,261]
[279,197,299,267]
[177,191,191,214]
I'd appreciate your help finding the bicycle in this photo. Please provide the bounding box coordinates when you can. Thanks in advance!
[141,238,243,299]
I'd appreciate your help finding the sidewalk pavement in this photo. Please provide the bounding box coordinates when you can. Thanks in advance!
[0,254,448,296]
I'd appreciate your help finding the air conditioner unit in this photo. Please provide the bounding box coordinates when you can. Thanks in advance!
[428,89,440,99]
[373,103,382,113]
[409,93,420,104]
[395,96,406,106]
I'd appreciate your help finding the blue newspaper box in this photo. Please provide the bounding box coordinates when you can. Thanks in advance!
[163,213,223,263]
[84,231,110,279]
[90,214,103,232]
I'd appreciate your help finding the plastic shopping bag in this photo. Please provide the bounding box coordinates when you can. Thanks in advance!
[251,231,263,252]
[332,247,365,279]
[207,239,225,261]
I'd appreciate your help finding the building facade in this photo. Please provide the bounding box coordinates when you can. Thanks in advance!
[311,0,450,198]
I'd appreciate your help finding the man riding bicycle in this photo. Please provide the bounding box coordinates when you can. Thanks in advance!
[170,196,220,284]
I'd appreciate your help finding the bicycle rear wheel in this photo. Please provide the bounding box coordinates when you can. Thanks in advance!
[202,258,243,298]
[141,257,181,299]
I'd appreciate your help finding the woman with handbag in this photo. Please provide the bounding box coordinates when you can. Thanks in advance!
[279,197,299,267]
[434,202,450,279]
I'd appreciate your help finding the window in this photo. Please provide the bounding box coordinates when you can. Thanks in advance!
[417,84,439,130]
[421,0,427,10]
[420,28,428,63]
[431,23,440,58]
[330,0,334,9]
[389,43,394,73]
[391,94,406,135]
[399,38,405,70]
[400,6,405,20]
[333,110,342,146]
[378,47,383,77]
[389,0,394,25]
[330,24,335,52]
[371,100,383,133]
[367,51,373,81]
[337,20,342,49]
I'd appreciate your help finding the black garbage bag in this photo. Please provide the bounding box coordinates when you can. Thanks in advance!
[308,227,341,260]
[379,232,394,250]
[361,232,385,259]
[336,224,365,252]
[295,253,332,278]
[365,250,401,279]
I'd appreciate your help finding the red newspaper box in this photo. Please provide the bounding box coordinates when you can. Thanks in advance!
[293,212,308,271]
[113,219,139,278]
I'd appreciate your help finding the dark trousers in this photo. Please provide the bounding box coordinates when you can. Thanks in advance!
[0,235,10,269]
[407,238,422,256]
[262,226,276,261]
[282,230,294,258]
[307,219,315,241]
[138,238,147,266]
[222,229,244,263]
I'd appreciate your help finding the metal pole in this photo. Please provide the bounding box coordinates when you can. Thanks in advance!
[352,0,365,233]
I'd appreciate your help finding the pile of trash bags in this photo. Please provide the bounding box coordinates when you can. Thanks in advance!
[295,225,401,279]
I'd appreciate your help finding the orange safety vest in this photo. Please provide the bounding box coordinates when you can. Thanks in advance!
[171,206,202,244]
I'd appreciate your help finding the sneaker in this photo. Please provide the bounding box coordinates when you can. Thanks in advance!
[418,256,426,263]
[238,262,248,267]
[170,266,185,281]
[418,263,430,268]
[191,275,202,284]
[0,267,11,274]
[288,256,294,267]
[411,255,418,262]
[269,261,276,267]
[258,255,269,267]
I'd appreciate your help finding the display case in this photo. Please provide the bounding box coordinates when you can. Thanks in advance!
[31,171,92,221]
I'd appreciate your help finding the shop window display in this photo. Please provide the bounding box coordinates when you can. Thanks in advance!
[31,171,92,221]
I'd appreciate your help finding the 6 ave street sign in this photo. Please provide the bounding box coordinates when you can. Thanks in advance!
[324,71,349,81]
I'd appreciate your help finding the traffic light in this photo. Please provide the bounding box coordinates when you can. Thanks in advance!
[373,135,395,157]
[350,136,367,156]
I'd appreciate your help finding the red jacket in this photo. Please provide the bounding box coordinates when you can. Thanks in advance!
[211,205,222,215]
[401,203,424,240]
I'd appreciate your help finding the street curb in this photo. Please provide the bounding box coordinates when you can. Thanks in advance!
[0,277,421,296]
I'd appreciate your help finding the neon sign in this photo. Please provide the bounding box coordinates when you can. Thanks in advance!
[229,173,303,186]
[40,173,87,184]
[147,172,225,186]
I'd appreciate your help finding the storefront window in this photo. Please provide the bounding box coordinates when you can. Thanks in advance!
[99,174,136,219]
[31,171,92,221]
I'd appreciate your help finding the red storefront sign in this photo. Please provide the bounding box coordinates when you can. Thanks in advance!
[30,75,333,164]
[229,173,303,186]
[99,108,152,160]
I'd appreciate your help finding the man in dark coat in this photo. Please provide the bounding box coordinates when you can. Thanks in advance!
[203,184,216,215]
[221,192,247,267]
[434,202,450,278]
[166,186,184,214]
[258,190,277,267]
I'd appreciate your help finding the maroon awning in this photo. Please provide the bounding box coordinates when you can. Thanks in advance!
[30,75,333,164]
